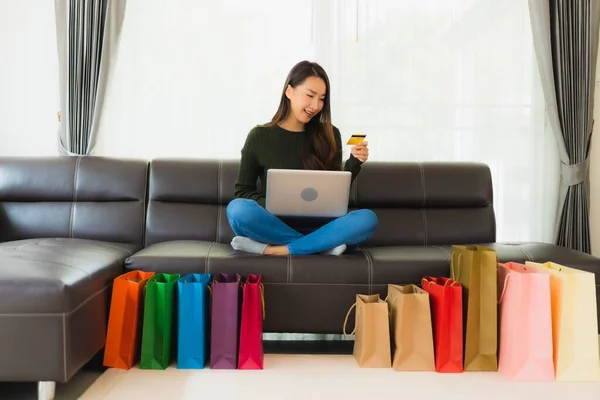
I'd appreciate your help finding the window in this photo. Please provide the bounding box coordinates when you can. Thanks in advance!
[97,0,559,243]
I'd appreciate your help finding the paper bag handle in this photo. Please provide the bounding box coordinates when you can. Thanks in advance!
[342,303,357,336]
[260,283,266,320]
[383,294,396,317]
[498,273,511,304]
[451,252,463,281]
[207,285,213,311]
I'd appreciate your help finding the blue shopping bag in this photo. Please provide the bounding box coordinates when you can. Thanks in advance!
[177,273,212,369]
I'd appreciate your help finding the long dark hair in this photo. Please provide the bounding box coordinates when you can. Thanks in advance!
[265,61,337,170]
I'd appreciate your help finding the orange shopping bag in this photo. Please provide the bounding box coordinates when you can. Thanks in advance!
[103,270,155,369]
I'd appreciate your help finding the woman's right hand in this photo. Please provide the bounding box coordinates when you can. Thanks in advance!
[351,141,369,162]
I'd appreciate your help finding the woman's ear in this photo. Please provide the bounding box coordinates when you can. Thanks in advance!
[285,84,293,100]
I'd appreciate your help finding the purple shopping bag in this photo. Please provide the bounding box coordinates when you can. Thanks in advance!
[210,273,242,369]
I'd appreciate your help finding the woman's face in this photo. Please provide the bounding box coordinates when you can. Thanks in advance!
[285,76,327,125]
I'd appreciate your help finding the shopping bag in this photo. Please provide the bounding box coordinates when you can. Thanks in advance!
[421,276,463,373]
[386,284,435,371]
[451,245,498,371]
[343,294,391,368]
[525,261,600,381]
[210,273,242,369]
[103,270,155,369]
[238,274,265,370]
[140,273,180,370]
[497,262,554,381]
[177,273,212,369]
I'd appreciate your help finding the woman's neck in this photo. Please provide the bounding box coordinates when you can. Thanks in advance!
[278,116,305,132]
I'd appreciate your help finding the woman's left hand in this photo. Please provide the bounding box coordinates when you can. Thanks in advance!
[351,141,369,163]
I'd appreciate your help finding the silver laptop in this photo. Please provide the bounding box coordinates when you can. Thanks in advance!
[265,169,352,218]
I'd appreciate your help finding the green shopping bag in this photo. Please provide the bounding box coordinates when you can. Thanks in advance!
[140,273,181,369]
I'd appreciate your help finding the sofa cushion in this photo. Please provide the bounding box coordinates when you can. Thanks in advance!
[125,240,373,284]
[366,245,451,287]
[366,242,600,283]
[125,240,213,274]
[432,242,600,275]
[493,242,600,274]
[287,251,370,284]
[125,240,289,283]
[0,238,139,314]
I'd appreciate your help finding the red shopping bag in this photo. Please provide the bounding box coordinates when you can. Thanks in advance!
[237,274,265,369]
[421,276,463,373]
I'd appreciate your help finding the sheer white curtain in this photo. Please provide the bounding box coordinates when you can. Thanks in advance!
[95,0,314,159]
[96,0,559,243]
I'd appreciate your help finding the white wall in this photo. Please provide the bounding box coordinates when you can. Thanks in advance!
[0,0,59,157]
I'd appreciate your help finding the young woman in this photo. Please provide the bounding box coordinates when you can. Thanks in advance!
[226,60,377,256]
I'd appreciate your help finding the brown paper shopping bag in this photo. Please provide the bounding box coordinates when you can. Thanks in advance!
[343,294,391,368]
[451,245,498,371]
[386,284,435,371]
[525,261,600,381]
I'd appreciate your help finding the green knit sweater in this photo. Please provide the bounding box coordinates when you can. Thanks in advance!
[234,124,363,206]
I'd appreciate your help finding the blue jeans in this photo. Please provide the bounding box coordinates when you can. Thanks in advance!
[226,198,378,255]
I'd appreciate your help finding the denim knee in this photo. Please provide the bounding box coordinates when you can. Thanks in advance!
[351,209,378,234]
[226,198,257,226]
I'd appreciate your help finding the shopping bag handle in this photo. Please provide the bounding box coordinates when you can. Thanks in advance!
[342,303,357,336]
[238,281,266,320]
[498,273,511,304]
[260,283,266,320]
[450,252,463,281]
[383,294,396,317]
[421,277,460,287]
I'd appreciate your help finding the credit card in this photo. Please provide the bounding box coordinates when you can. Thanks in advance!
[346,133,367,145]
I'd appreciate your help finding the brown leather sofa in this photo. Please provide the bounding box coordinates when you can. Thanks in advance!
[1,156,599,397]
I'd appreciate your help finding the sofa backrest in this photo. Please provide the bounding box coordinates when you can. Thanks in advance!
[146,158,495,246]
[145,159,238,246]
[353,162,495,246]
[0,156,148,246]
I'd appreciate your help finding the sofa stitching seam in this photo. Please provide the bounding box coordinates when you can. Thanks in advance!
[360,249,373,294]
[63,312,67,381]
[141,162,149,247]
[433,245,451,262]
[205,242,214,274]
[419,162,428,245]
[19,238,134,256]
[422,209,428,246]
[216,160,222,243]
[518,246,534,261]
[0,285,110,317]
[70,157,82,238]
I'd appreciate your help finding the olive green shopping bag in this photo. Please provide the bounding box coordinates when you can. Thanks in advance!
[451,245,498,371]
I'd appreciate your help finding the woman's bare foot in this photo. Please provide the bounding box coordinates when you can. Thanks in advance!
[263,245,290,256]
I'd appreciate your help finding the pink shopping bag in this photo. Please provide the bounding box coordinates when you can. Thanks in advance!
[497,262,554,381]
